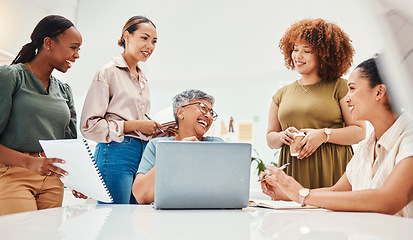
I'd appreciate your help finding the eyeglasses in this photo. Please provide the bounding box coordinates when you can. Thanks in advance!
[181,102,218,121]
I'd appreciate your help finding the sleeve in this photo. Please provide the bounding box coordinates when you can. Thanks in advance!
[63,83,77,139]
[80,70,125,143]
[0,66,18,135]
[137,139,158,174]
[272,87,285,107]
[345,139,366,186]
[395,132,413,165]
[345,156,354,185]
[336,78,349,101]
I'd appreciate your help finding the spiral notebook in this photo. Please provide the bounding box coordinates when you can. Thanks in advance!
[39,139,113,203]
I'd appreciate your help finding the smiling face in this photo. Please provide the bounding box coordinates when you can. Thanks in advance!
[291,42,319,77]
[124,22,157,62]
[49,26,82,73]
[177,99,214,138]
[345,68,379,121]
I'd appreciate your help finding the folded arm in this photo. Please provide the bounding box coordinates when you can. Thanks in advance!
[132,167,156,204]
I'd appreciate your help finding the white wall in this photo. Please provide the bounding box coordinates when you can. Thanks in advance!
[0,0,78,55]
[1,0,386,192]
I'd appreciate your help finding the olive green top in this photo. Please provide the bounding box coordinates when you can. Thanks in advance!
[273,78,353,188]
[0,63,77,153]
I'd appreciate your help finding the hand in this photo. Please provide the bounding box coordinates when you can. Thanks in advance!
[265,165,304,203]
[26,156,68,177]
[163,122,178,137]
[139,120,163,135]
[296,129,325,159]
[259,172,290,201]
[280,127,300,146]
[72,190,88,199]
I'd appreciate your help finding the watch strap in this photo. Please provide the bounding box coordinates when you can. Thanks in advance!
[299,188,310,207]
[324,128,331,143]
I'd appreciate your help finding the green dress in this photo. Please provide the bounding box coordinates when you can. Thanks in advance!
[273,78,353,188]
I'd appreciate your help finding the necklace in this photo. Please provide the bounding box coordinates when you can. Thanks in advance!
[297,79,313,94]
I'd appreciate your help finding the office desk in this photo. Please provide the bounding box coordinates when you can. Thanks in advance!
[0,203,412,240]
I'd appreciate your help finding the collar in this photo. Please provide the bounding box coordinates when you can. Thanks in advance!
[377,113,410,151]
[112,54,148,88]
[112,54,129,69]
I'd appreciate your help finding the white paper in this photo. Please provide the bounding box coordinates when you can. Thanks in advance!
[39,139,113,203]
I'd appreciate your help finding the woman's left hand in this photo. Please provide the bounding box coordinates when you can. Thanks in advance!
[265,165,304,203]
[164,123,178,137]
[296,129,326,159]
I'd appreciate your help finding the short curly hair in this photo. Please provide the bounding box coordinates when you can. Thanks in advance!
[172,89,215,124]
[279,18,355,81]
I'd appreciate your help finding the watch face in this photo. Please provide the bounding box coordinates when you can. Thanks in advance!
[299,188,310,197]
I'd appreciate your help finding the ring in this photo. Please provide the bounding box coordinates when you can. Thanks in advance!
[274,175,278,180]
[47,171,52,176]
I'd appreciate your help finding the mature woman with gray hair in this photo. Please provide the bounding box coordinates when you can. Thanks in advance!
[132,89,223,204]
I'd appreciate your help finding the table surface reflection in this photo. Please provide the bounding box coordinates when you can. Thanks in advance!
[0,203,412,240]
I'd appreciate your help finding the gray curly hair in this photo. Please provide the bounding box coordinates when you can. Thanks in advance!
[172,89,215,124]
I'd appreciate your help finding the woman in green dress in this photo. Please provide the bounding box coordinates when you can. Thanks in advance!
[266,18,366,188]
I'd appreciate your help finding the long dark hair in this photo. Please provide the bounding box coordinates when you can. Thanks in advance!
[118,16,156,48]
[11,15,74,65]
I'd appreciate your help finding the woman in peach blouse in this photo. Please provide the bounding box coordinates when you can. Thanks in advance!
[80,16,166,204]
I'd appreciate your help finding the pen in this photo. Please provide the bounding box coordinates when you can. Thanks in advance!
[144,114,165,134]
[278,162,290,170]
[258,163,290,182]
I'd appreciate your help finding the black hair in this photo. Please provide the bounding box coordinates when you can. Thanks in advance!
[118,16,156,48]
[11,15,74,65]
[356,57,383,88]
[357,56,396,112]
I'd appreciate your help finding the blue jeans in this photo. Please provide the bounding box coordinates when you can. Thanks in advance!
[94,137,148,204]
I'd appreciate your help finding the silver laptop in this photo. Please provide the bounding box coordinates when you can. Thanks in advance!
[154,141,251,209]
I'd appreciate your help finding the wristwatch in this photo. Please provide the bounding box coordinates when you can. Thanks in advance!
[298,188,310,207]
[324,128,331,143]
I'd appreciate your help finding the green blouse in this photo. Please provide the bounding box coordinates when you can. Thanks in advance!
[0,63,77,152]
[272,78,353,188]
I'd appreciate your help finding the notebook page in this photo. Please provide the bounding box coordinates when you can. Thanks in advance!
[39,139,113,203]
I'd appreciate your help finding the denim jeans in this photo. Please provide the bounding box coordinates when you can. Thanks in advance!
[94,137,148,204]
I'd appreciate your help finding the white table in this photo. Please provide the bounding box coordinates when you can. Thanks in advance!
[0,203,412,239]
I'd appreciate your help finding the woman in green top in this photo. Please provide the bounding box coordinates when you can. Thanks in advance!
[266,19,365,188]
[0,15,82,215]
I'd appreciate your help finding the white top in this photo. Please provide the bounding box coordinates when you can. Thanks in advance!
[346,113,413,217]
[80,54,151,143]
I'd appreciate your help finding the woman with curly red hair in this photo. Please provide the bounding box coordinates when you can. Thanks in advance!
[266,18,366,188]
